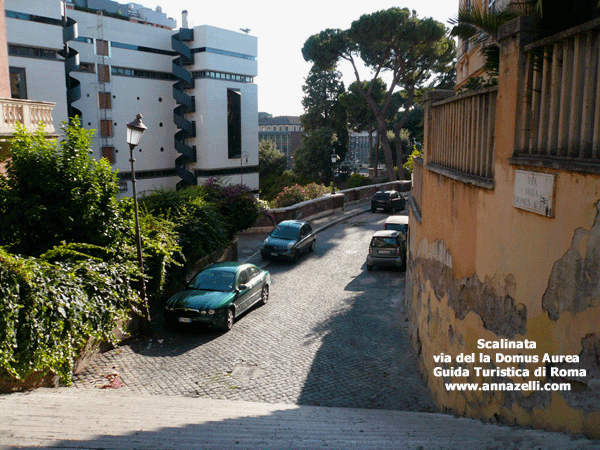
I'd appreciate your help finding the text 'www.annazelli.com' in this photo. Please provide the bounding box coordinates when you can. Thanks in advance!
[444,381,571,392]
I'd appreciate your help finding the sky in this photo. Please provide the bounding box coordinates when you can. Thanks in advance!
[136,1,459,117]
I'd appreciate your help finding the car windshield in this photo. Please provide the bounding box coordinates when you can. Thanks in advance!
[373,193,390,200]
[188,270,236,292]
[270,225,300,240]
[371,237,398,248]
[385,224,408,233]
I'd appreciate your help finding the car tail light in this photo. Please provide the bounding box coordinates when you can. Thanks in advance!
[369,247,373,255]
[397,247,402,255]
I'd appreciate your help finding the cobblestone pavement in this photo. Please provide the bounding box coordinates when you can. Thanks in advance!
[72,211,436,412]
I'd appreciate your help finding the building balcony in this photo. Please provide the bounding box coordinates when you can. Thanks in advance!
[0,98,56,138]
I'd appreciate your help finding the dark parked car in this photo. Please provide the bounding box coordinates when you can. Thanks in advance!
[366,230,407,271]
[164,262,270,332]
[261,220,316,262]
[371,190,405,213]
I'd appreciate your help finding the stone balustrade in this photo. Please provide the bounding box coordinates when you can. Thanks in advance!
[0,98,56,136]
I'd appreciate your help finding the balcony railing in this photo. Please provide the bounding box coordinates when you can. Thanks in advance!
[515,18,600,171]
[427,86,497,187]
[0,98,56,137]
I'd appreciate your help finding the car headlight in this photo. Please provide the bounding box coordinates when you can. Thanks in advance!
[208,310,215,315]
[287,242,295,249]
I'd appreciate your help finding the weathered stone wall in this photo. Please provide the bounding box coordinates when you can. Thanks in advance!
[251,181,411,232]
[408,16,600,439]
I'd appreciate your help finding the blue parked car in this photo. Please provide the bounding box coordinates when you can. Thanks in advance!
[260,220,316,262]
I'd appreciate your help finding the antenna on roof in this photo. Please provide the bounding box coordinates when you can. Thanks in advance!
[240,28,250,34]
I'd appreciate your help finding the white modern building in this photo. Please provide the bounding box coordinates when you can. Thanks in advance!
[4,0,258,195]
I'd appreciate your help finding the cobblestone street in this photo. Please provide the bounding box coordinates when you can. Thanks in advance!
[72,212,436,412]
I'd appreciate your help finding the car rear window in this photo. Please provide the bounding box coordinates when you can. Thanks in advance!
[371,237,398,248]
[373,193,390,200]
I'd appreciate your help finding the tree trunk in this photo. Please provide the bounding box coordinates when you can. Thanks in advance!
[377,118,396,180]
[394,122,404,180]
[372,130,379,178]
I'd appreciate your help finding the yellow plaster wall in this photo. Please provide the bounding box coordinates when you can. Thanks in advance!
[409,103,600,439]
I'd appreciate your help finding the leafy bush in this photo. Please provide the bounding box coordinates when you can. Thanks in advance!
[198,178,260,234]
[304,182,329,199]
[0,119,122,256]
[139,186,233,293]
[347,173,373,188]
[272,182,328,208]
[403,147,423,175]
[0,248,137,384]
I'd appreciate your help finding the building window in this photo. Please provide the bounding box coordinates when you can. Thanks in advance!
[100,120,113,137]
[78,62,96,73]
[96,39,110,56]
[98,64,110,83]
[227,88,242,159]
[98,92,112,109]
[9,67,27,99]
[101,146,115,163]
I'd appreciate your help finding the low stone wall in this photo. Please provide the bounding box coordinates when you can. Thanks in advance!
[250,180,411,233]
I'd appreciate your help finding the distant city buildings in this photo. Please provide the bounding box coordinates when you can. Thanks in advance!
[258,115,303,169]
[348,130,376,166]
[5,0,259,195]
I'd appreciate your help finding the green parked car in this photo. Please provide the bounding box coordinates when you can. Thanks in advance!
[164,262,270,332]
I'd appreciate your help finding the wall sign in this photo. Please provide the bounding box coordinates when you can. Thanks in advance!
[513,170,556,217]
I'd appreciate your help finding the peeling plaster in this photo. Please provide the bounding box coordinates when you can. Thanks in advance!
[415,238,527,338]
[542,201,600,321]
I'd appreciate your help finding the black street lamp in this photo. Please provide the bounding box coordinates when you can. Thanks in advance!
[330,151,337,195]
[126,114,150,333]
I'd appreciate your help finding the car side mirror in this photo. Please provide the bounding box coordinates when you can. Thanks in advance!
[237,284,248,291]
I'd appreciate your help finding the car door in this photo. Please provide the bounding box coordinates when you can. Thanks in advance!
[390,191,399,210]
[234,268,251,314]
[304,224,314,252]
[297,225,308,253]
[245,266,262,307]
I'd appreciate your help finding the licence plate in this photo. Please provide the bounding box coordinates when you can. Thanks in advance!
[378,250,391,255]
[271,252,278,256]
[178,317,192,323]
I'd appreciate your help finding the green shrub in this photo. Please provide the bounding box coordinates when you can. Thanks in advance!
[198,178,260,234]
[0,248,137,385]
[347,173,373,188]
[0,119,122,256]
[272,184,309,208]
[139,186,232,292]
[272,182,328,208]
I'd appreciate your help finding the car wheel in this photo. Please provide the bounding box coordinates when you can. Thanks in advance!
[309,239,316,252]
[222,308,234,332]
[292,249,299,263]
[367,264,373,271]
[259,284,269,305]
[371,206,376,212]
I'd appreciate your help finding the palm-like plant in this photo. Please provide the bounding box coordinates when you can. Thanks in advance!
[450,1,600,77]
[449,1,538,76]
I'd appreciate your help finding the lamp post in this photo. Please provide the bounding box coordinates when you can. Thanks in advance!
[330,151,337,195]
[126,114,150,332]
[240,151,248,185]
